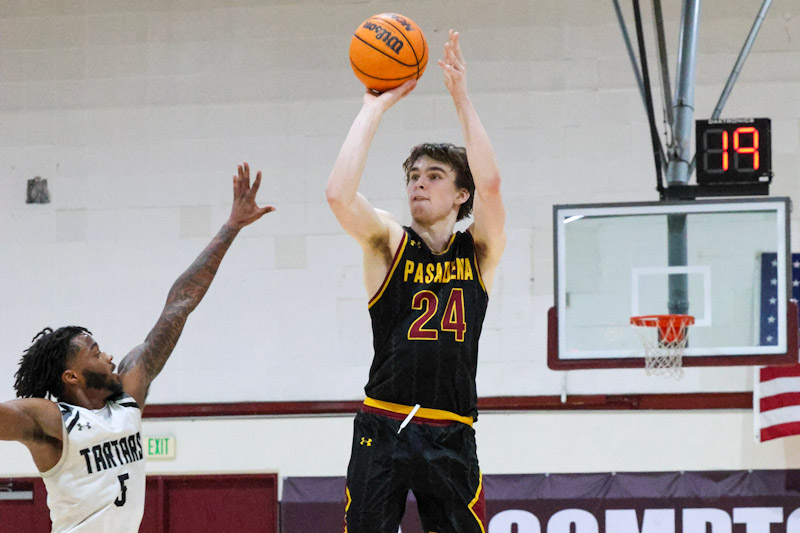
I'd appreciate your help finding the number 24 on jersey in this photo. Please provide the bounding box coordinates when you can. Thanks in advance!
[408,288,466,342]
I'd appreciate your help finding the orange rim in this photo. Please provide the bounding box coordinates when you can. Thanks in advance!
[631,315,694,344]
[630,314,695,328]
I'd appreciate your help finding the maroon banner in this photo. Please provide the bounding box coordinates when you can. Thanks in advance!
[281,470,800,533]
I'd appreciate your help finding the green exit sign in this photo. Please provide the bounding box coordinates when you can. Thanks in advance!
[145,436,176,460]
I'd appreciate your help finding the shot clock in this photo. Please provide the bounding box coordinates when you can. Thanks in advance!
[695,118,772,185]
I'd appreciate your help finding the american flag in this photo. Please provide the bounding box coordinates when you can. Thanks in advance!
[756,253,800,442]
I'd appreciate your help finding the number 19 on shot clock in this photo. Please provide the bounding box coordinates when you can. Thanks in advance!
[695,118,772,185]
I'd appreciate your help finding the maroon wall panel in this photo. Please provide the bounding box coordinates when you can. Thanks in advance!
[139,477,164,532]
[0,479,49,533]
[161,475,277,533]
[2,474,277,533]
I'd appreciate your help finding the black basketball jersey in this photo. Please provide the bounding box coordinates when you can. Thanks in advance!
[365,227,489,419]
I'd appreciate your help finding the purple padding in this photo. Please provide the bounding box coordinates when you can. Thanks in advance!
[281,477,344,533]
[281,471,800,533]
[281,477,420,532]
[283,471,800,501]
[281,476,345,503]
[484,470,800,499]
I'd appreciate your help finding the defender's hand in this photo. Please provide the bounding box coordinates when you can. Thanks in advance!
[228,162,276,229]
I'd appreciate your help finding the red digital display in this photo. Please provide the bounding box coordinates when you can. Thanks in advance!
[695,118,771,185]
[733,127,759,170]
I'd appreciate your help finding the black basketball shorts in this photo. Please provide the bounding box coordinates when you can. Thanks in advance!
[343,408,485,533]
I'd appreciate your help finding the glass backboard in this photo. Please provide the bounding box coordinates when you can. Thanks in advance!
[549,197,797,369]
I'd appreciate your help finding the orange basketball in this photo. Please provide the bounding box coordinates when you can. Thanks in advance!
[349,13,428,93]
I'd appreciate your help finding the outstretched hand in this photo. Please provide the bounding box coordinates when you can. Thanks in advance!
[362,78,417,113]
[228,162,276,229]
[438,29,468,103]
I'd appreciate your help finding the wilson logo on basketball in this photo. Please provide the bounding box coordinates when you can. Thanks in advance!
[361,22,404,54]
[388,15,413,32]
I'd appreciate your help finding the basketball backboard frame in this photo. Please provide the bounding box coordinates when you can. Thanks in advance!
[548,197,797,370]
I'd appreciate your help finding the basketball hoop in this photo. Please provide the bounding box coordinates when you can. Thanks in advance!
[630,315,695,379]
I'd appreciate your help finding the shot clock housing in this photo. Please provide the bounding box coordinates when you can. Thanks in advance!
[695,118,772,185]
[662,118,773,200]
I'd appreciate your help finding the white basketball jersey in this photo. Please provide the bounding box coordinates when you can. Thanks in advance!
[41,394,146,533]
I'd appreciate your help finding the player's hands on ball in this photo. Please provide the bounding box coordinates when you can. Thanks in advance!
[227,162,276,229]
[439,30,468,103]
[363,78,417,113]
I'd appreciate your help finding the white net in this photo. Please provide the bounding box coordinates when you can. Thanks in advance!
[631,315,693,379]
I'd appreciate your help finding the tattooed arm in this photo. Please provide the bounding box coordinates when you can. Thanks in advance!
[118,163,275,407]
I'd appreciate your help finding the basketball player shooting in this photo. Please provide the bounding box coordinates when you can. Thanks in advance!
[327,30,506,533]
[0,163,274,533]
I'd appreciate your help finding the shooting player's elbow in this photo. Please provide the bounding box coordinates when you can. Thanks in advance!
[325,184,354,213]
[479,172,502,196]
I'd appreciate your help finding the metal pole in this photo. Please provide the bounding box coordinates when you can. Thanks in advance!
[612,0,646,108]
[652,0,675,133]
[631,0,667,195]
[667,215,689,315]
[712,0,773,119]
[616,0,668,172]
[667,0,700,187]
[689,0,773,174]
[667,0,700,316]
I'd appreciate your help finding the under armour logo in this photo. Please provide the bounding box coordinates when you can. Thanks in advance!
[77,422,92,431]
[410,240,420,247]
[360,437,372,447]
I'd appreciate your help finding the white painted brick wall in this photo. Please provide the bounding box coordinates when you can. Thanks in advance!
[0,0,799,477]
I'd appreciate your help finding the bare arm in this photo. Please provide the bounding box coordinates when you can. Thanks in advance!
[326,81,417,294]
[0,399,61,443]
[0,399,64,471]
[118,163,275,407]
[325,81,417,249]
[440,30,506,291]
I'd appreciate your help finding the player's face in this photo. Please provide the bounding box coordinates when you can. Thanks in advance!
[406,156,468,225]
[69,334,123,398]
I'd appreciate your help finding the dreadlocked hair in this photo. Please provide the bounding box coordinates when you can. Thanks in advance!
[14,326,91,400]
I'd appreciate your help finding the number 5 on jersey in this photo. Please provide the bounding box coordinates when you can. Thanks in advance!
[114,473,129,507]
[408,288,466,342]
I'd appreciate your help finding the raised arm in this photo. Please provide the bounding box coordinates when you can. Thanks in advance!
[118,163,275,407]
[325,81,416,249]
[439,30,506,291]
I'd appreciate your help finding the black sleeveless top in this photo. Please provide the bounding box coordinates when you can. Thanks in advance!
[365,227,489,419]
